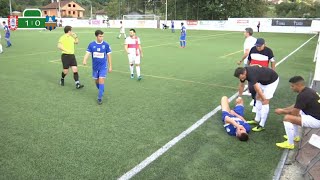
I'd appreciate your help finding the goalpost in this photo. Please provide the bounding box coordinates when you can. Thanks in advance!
[122,14,159,20]
[122,14,159,29]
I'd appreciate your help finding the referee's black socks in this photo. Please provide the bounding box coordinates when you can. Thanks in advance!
[73,72,79,82]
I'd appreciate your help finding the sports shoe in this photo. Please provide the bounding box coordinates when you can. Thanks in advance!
[130,74,134,79]
[252,106,256,113]
[137,76,142,81]
[60,78,64,86]
[246,120,258,125]
[76,83,84,89]
[276,141,294,149]
[242,91,251,96]
[252,125,265,132]
[97,99,102,105]
[283,135,301,142]
[249,100,254,106]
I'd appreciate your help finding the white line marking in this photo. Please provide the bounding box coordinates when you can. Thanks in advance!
[118,34,318,180]
[219,50,242,58]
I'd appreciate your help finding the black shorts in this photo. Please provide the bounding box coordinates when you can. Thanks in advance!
[61,54,77,69]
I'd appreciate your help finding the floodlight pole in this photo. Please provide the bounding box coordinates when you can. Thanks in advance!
[9,0,12,15]
[58,0,61,18]
[165,0,167,24]
[90,2,93,19]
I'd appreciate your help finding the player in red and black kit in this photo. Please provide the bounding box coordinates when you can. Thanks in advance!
[247,38,276,113]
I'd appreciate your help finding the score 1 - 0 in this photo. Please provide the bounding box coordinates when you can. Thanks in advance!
[18,17,46,29]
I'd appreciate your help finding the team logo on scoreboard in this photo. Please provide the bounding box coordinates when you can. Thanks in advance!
[45,15,57,31]
[8,16,18,31]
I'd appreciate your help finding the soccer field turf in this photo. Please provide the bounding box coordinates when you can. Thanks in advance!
[0,28,317,179]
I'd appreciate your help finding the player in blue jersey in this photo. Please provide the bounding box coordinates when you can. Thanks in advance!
[171,20,175,33]
[220,96,250,141]
[83,30,112,105]
[180,22,186,48]
[2,21,12,47]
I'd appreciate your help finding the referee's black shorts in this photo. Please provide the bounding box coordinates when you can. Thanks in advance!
[61,54,77,69]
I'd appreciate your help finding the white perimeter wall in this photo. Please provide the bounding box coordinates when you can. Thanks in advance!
[0,18,319,34]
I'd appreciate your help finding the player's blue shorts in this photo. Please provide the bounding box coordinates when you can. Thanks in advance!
[180,35,186,41]
[92,67,107,79]
[5,33,10,38]
[224,119,251,136]
[221,105,244,122]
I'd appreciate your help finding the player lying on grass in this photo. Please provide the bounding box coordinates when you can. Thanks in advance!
[221,96,251,141]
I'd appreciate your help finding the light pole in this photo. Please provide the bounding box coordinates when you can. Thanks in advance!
[58,0,61,18]
[9,0,12,15]
[175,0,176,20]
[165,0,167,24]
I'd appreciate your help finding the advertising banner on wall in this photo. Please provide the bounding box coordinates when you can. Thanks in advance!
[271,19,312,27]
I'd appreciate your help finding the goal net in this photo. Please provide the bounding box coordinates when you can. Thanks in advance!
[123,14,159,20]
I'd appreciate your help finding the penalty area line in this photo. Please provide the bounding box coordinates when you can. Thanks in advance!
[118,34,317,180]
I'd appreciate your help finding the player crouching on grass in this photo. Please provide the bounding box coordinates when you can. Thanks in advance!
[221,96,250,141]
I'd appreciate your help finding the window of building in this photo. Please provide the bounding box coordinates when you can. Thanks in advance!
[68,4,71,7]
[73,11,75,15]
[44,11,47,14]
[68,11,71,14]
[73,4,76,7]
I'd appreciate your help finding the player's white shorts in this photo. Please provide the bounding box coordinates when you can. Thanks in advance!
[300,111,320,128]
[120,29,125,33]
[128,54,140,64]
[258,77,279,99]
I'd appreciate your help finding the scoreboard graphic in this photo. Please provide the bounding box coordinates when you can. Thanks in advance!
[8,9,57,31]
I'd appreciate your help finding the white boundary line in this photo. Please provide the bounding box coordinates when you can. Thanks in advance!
[118,34,318,180]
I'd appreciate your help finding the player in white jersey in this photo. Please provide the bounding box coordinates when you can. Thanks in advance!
[117,21,126,39]
[238,28,256,66]
[237,27,257,111]
[124,29,143,80]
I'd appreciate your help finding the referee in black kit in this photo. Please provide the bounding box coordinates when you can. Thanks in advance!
[57,26,84,89]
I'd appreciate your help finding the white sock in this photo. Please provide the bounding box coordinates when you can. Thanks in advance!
[129,64,134,74]
[284,121,294,145]
[124,34,127,38]
[254,100,262,122]
[293,124,299,137]
[0,44,2,52]
[259,104,269,127]
[136,65,140,77]
[118,34,121,38]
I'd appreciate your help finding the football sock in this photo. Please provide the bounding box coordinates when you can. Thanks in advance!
[0,44,2,52]
[293,124,298,137]
[98,84,105,100]
[260,104,269,127]
[61,72,66,78]
[73,72,79,82]
[180,41,183,47]
[130,64,134,75]
[183,41,186,47]
[96,83,99,89]
[284,121,294,145]
[136,66,141,77]
[254,100,262,122]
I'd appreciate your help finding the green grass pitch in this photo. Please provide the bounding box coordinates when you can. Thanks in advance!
[0,28,317,179]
